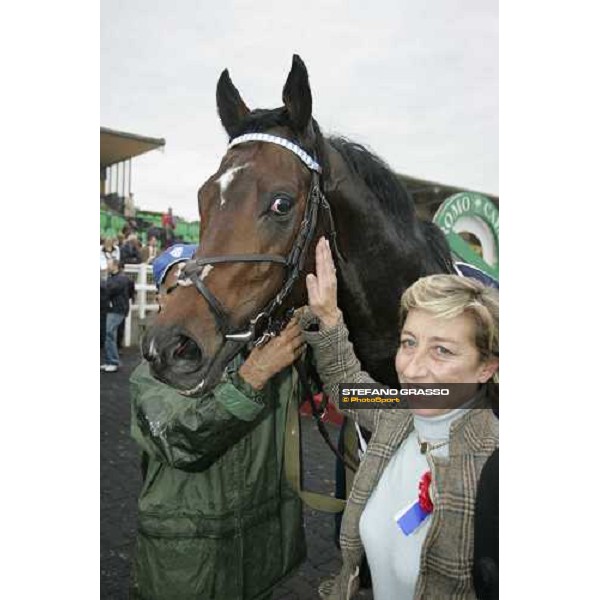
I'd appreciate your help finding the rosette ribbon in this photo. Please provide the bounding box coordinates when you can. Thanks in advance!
[396,471,434,536]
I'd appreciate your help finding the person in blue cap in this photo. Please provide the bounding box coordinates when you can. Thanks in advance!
[151,242,198,300]
[129,244,307,600]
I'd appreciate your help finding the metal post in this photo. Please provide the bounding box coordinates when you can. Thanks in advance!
[123,264,158,347]
[124,312,132,348]
[139,263,147,320]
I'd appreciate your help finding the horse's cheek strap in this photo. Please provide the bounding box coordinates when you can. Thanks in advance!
[191,273,231,335]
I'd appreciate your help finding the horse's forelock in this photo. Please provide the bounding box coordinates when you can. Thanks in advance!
[229,107,289,140]
[228,108,323,160]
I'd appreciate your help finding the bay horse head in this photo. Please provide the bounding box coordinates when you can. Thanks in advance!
[142,55,327,394]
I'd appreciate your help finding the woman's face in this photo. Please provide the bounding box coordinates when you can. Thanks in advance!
[395,308,498,416]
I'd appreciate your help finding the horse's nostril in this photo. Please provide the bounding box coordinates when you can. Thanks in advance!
[142,331,204,383]
[161,335,204,375]
[172,336,203,363]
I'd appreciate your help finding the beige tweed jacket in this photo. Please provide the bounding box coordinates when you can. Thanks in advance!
[299,309,499,600]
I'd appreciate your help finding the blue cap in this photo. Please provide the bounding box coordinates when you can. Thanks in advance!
[153,244,197,289]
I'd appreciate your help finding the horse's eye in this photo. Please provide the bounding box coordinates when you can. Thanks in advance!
[270,197,293,215]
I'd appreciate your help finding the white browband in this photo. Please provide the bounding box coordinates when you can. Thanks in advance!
[228,133,322,173]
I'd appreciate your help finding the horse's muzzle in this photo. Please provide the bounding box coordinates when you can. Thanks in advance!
[141,327,205,390]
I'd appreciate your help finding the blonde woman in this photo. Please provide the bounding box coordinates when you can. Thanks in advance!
[100,237,120,271]
[301,237,499,600]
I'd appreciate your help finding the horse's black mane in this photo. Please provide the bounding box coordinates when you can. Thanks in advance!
[234,109,417,225]
[324,136,453,274]
[326,136,416,224]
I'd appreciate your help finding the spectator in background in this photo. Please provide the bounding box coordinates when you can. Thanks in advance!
[459,232,484,259]
[473,448,499,600]
[101,259,135,373]
[117,233,142,348]
[120,233,142,266]
[161,207,176,245]
[127,217,140,232]
[141,235,159,264]
[117,233,125,248]
[101,237,120,272]
[146,224,163,249]
[100,275,109,349]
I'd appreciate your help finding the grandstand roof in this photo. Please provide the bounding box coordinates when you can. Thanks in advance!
[398,173,498,220]
[101,127,165,168]
[400,173,498,205]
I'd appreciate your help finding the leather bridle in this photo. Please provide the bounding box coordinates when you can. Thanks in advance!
[170,132,357,474]
[175,133,337,348]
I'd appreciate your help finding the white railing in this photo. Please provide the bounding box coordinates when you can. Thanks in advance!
[123,263,159,347]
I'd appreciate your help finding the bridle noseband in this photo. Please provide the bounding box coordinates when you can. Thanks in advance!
[176,132,336,348]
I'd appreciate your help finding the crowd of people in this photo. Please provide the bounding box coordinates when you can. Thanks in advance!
[100,216,183,372]
[105,236,499,600]
[100,207,182,273]
[100,232,160,273]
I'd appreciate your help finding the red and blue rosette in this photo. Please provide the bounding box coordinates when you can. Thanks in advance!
[396,471,434,535]
[418,470,434,513]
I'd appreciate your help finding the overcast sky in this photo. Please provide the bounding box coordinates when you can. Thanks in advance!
[101,0,497,222]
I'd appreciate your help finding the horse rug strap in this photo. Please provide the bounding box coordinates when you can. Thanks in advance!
[454,261,499,289]
[284,390,347,514]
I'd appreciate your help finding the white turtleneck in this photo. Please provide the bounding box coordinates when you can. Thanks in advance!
[359,408,469,600]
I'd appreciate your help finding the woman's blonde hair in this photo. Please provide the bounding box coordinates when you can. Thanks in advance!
[399,274,499,364]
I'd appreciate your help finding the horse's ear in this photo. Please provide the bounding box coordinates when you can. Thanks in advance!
[217,69,250,138]
[282,54,312,134]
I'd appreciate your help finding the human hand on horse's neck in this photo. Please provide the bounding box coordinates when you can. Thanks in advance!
[239,317,305,390]
[306,237,343,330]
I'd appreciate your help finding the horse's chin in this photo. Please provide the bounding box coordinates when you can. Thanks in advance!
[176,364,220,398]
[148,365,203,394]
[178,376,208,397]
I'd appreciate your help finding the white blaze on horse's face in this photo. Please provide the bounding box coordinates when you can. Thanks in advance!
[216,163,249,208]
